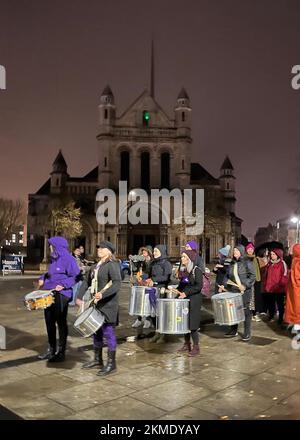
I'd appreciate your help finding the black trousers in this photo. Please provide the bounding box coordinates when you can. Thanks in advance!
[231,290,252,336]
[44,292,69,353]
[254,281,266,314]
[264,293,285,323]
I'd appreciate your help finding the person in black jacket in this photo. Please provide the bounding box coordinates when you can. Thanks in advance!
[212,245,231,294]
[218,244,256,341]
[76,241,121,376]
[146,244,172,343]
[177,250,203,357]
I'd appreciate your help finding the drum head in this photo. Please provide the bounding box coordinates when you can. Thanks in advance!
[213,292,241,300]
[25,290,52,300]
[75,307,93,326]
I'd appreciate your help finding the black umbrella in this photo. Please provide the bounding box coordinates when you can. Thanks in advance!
[255,241,284,254]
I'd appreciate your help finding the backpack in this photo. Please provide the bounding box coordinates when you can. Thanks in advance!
[192,266,211,298]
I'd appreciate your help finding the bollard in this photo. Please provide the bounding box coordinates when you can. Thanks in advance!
[0,325,6,350]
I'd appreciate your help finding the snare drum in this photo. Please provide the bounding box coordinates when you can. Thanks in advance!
[156,298,190,334]
[211,292,245,325]
[129,286,157,316]
[24,290,55,311]
[74,306,105,337]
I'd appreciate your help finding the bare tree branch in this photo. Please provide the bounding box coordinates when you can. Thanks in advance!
[0,198,25,245]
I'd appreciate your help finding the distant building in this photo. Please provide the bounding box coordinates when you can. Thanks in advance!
[255,217,299,253]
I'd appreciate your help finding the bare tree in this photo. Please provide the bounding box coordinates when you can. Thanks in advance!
[0,198,25,245]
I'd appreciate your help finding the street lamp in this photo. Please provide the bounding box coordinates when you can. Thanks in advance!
[291,217,300,243]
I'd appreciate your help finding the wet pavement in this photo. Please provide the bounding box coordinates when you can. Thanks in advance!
[0,276,299,420]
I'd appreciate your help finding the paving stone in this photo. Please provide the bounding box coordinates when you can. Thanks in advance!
[131,379,212,411]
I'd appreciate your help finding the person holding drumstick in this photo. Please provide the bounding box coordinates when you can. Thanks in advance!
[37,236,80,362]
[77,241,121,376]
[218,245,256,341]
[173,250,203,356]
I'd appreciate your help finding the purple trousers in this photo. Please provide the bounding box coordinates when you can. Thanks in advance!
[93,323,117,351]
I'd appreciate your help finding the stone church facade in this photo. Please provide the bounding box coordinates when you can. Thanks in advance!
[27,85,242,263]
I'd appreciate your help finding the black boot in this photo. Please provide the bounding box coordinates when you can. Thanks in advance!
[48,344,66,363]
[82,348,103,369]
[38,346,56,360]
[97,351,116,376]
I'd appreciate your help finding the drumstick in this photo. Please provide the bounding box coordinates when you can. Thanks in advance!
[93,280,113,304]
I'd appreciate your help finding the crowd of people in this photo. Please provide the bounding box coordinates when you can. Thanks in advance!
[35,236,300,377]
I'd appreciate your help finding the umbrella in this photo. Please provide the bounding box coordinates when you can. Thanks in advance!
[255,241,284,254]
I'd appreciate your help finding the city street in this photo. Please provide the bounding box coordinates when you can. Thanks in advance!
[0,276,299,420]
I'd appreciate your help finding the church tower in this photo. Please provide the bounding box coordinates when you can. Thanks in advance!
[98,85,116,188]
[174,87,192,188]
[50,150,68,194]
[220,156,236,213]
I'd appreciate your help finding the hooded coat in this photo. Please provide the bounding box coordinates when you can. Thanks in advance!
[149,245,172,288]
[284,244,300,324]
[40,237,80,300]
[263,248,289,294]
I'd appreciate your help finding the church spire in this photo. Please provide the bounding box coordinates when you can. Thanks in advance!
[150,39,155,98]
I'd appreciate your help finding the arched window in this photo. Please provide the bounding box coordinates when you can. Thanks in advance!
[161,152,170,189]
[104,109,108,119]
[226,182,230,190]
[120,151,130,185]
[182,159,185,170]
[104,157,107,167]
[182,112,185,122]
[141,152,150,190]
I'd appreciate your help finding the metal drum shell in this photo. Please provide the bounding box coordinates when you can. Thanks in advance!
[211,292,245,325]
[156,298,190,334]
[129,286,157,317]
[74,307,105,337]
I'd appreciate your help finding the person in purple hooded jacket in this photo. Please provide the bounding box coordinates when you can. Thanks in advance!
[37,236,80,362]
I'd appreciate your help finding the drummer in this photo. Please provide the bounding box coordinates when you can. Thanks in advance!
[176,250,203,357]
[77,240,121,376]
[131,246,154,330]
[145,245,172,343]
[37,236,80,362]
[218,245,256,341]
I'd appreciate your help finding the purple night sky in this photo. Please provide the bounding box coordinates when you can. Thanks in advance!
[0,0,300,238]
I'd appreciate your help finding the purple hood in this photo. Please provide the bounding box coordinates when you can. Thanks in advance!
[40,236,80,299]
[48,236,70,260]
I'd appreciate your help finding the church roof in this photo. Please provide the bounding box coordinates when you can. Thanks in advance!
[190,163,219,185]
[101,85,114,96]
[177,87,189,100]
[118,89,172,125]
[52,150,67,169]
[68,166,98,182]
[36,178,51,195]
[221,156,234,170]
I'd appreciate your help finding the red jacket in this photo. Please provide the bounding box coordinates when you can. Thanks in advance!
[263,249,289,294]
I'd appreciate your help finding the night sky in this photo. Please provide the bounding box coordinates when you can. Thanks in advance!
[0,0,300,238]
